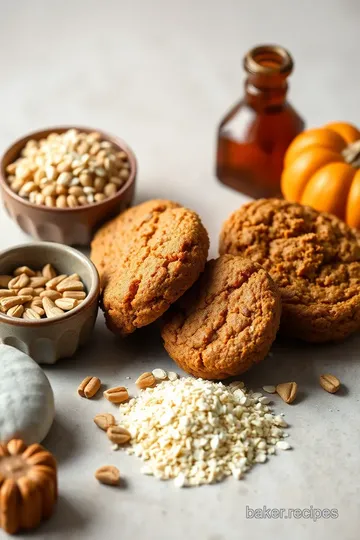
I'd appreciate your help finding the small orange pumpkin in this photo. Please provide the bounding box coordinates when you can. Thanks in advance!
[281,121,360,229]
[0,439,57,534]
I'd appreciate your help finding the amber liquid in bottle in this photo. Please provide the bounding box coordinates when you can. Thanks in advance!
[216,45,305,198]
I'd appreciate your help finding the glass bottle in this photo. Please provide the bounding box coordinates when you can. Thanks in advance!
[216,45,305,198]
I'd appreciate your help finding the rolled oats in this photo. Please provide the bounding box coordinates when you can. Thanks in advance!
[152,368,168,381]
[117,377,292,487]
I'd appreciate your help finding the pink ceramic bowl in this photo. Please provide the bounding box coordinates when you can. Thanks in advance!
[0,126,136,246]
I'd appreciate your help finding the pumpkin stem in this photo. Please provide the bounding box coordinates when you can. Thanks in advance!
[342,140,360,167]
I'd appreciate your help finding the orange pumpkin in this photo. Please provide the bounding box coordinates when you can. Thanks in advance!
[281,121,360,229]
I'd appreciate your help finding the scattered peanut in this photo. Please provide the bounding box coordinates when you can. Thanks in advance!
[136,372,157,390]
[103,386,129,404]
[319,374,341,394]
[95,465,120,486]
[107,426,131,445]
[78,376,102,399]
[93,413,116,431]
[276,382,298,404]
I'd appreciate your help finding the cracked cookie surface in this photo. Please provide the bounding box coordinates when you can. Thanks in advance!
[91,200,209,335]
[161,255,281,379]
[219,198,360,342]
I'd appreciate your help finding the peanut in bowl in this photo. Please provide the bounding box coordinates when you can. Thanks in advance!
[0,242,100,364]
[0,126,136,246]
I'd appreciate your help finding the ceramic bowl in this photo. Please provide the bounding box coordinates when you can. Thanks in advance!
[0,242,100,364]
[0,126,136,246]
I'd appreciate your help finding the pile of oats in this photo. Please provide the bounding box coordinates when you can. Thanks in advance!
[118,377,291,488]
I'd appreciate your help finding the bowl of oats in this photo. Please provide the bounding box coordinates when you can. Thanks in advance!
[0,126,136,245]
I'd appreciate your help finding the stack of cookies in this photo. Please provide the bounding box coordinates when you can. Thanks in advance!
[91,198,360,380]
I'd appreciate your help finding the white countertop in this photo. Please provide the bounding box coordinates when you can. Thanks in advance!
[0,1,359,539]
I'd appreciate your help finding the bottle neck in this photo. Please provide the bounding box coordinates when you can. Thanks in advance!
[243,45,293,109]
[244,76,289,108]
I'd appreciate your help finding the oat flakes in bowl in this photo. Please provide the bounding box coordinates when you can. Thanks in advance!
[0,127,136,245]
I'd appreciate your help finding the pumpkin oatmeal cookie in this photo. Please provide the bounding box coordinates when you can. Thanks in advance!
[161,255,281,379]
[219,198,360,342]
[91,200,209,335]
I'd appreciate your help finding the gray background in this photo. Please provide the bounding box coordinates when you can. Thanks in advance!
[0,1,359,539]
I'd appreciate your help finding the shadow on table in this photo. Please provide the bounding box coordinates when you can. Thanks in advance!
[239,331,360,396]
[46,315,165,375]
[46,309,360,395]
[26,495,91,537]
[42,416,80,465]
[50,315,360,388]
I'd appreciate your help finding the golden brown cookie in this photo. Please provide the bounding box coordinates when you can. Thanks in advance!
[219,198,360,342]
[91,200,180,279]
[161,255,281,379]
[91,200,209,335]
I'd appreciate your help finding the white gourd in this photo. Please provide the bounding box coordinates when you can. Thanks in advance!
[0,344,55,444]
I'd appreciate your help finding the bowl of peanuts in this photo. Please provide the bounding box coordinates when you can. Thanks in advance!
[0,241,100,364]
[0,126,136,245]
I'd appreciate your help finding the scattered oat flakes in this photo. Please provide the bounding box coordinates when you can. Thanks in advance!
[262,385,276,394]
[117,377,292,487]
[276,440,292,450]
[152,368,167,380]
